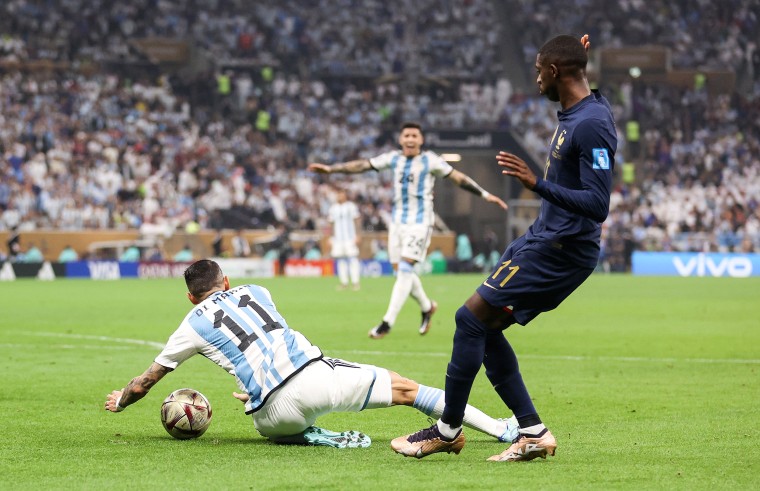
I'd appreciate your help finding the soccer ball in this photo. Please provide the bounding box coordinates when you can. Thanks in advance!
[160,388,212,440]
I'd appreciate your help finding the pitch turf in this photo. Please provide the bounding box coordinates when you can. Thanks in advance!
[1,273,758,490]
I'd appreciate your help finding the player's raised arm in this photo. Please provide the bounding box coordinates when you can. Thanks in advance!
[308,159,373,174]
[446,169,508,210]
[105,362,173,412]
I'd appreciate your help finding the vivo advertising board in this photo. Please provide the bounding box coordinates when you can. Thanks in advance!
[632,252,759,277]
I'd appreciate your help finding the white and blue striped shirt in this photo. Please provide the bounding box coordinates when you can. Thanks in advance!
[369,150,453,226]
[155,284,322,413]
[328,201,359,242]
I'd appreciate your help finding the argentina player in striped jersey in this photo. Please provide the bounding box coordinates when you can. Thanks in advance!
[105,259,519,448]
[327,188,362,291]
[309,123,507,339]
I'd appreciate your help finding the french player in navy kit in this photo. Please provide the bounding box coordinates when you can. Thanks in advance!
[393,34,618,461]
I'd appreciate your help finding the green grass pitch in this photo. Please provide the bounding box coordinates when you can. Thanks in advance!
[1,274,758,490]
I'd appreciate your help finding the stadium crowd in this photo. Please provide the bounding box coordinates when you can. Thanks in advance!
[504,0,760,270]
[1,0,758,268]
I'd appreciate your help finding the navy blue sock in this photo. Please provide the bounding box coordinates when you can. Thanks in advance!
[441,306,488,428]
[483,329,539,423]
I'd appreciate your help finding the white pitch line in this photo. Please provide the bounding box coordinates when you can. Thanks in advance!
[15,332,760,365]
[23,332,165,349]
[0,343,135,351]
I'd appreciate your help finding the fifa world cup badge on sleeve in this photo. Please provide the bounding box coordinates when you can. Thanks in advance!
[592,148,610,170]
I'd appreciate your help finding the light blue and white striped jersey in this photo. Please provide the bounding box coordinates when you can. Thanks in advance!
[328,201,359,242]
[155,284,322,413]
[369,150,454,226]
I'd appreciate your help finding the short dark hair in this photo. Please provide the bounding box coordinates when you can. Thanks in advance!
[184,259,224,298]
[538,35,588,74]
[401,122,423,134]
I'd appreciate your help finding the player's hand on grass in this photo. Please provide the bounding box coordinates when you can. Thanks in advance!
[307,163,331,174]
[232,391,250,403]
[496,151,538,190]
[105,390,124,412]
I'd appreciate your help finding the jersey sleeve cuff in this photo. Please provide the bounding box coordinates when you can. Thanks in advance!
[532,176,545,193]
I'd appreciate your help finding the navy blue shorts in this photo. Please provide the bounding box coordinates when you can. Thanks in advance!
[476,235,594,326]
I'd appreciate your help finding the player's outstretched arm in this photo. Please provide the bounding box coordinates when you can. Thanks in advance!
[105,362,172,412]
[308,159,373,174]
[447,169,508,210]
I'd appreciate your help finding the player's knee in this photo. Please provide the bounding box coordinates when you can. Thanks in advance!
[454,305,486,337]
[398,260,415,274]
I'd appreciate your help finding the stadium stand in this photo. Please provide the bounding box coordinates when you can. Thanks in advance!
[1,0,758,267]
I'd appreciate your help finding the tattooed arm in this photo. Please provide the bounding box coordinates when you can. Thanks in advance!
[307,159,373,174]
[447,169,508,210]
[105,362,173,412]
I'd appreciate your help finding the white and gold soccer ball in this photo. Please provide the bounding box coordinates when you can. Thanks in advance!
[160,388,212,440]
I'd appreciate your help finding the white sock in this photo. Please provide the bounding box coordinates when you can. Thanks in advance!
[414,385,505,439]
[382,264,415,325]
[336,258,349,286]
[436,419,462,440]
[409,272,432,312]
[348,257,360,286]
[519,423,547,436]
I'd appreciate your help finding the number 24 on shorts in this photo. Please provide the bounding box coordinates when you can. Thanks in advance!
[488,260,520,287]
[406,236,424,253]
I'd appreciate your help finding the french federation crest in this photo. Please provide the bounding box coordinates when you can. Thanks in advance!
[592,148,610,170]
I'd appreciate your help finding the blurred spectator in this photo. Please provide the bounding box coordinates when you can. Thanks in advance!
[372,240,390,261]
[427,247,447,274]
[231,230,251,257]
[212,230,225,257]
[173,244,194,262]
[23,243,44,263]
[145,246,165,262]
[6,226,21,261]
[454,233,474,272]
[57,245,79,263]
[302,240,322,260]
[120,245,141,262]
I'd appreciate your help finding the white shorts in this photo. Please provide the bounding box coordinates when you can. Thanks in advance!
[331,239,359,258]
[387,223,433,264]
[252,358,392,438]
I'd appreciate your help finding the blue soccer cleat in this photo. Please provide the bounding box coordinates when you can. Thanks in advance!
[497,416,520,443]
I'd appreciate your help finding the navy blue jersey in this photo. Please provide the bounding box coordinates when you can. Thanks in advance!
[527,90,617,268]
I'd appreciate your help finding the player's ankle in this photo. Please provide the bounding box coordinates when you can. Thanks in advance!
[437,420,462,440]
[519,423,546,437]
